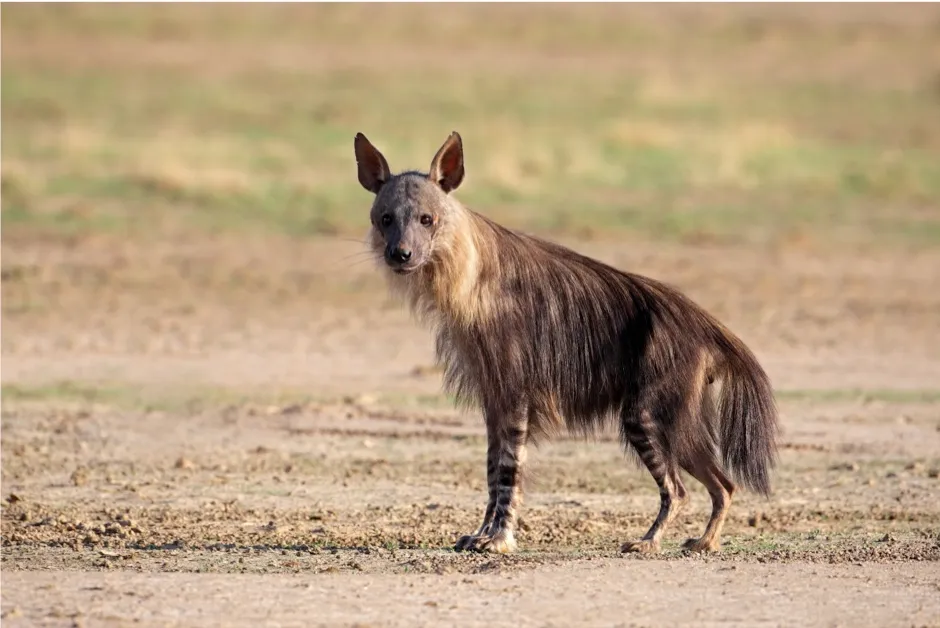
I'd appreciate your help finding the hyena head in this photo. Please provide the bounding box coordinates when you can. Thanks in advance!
[354,131,465,275]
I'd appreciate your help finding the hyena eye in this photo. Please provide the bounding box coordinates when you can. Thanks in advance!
[381,214,393,227]
[420,214,434,227]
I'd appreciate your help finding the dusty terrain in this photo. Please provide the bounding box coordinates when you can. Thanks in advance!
[2,232,940,627]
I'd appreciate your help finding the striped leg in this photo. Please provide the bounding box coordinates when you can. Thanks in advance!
[620,409,687,554]
[454,413,527,554]
[455,429,499,547]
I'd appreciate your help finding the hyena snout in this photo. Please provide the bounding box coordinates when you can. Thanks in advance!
[388,246,412,264]
[384,240,424,273]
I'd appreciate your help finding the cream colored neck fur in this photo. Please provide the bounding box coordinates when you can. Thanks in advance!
[384,201,495,330]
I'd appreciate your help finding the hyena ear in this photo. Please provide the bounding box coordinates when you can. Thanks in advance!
[428,131,465,194]
[354,132,391,194]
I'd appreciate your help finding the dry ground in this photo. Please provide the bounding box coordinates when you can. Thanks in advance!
[3,4,940,627]
[3,233,939,627]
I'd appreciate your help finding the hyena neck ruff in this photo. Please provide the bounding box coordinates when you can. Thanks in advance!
[386,203,494,331]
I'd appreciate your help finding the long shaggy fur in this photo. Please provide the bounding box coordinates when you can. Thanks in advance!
[356,131,779,554]
[391,205,777,493]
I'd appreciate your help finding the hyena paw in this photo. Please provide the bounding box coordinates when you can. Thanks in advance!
[454,534,479,552]
[682,537,721,553]
[454,530,517,554]
[619,539,661,554]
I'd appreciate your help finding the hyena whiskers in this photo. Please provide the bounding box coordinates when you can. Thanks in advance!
[353,131,779,554]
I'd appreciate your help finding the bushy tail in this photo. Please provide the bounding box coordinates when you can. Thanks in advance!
[710,327,779,496]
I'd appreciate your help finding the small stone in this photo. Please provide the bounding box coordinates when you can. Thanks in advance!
[928,468,939,479]
[411,364,444,377]
[747,513,763,527]
[829,462,859,472]
[174,457,194,470]
[343,393,377,406]
[70,468,89,487]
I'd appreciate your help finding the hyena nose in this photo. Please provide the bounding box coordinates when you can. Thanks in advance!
[390,247,412,263]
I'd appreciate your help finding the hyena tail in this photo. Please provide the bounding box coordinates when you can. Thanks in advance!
[709,326,779,496]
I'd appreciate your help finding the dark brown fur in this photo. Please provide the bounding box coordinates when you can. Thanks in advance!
[354,131,779,554]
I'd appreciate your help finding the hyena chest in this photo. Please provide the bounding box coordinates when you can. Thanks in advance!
[434,320,551,405]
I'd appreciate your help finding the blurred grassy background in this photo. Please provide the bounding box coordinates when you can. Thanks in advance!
[2,3,940,247]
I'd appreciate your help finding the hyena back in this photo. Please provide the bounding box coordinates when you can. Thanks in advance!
[354,131,779,554]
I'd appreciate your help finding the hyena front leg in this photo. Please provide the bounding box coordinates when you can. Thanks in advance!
[454,409,527,554]
[455,429,499,548]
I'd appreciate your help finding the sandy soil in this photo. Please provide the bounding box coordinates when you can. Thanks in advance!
[3,561,940,628]
[2,232,940,626]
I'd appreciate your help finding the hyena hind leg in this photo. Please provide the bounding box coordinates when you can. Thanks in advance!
[681,452,735,553]
[619,410,689,555]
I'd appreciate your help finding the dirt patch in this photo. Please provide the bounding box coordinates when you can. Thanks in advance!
[3,562,940,628]
[3,228,940,624]
[3,395,939,570]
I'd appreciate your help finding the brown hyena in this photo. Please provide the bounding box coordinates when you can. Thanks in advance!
[353,131,779,554]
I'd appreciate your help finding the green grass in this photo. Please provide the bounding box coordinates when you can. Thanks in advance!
[0,381,327,414]
[3,4,940,246]
[4,381,939,414]
[0,381,460,415]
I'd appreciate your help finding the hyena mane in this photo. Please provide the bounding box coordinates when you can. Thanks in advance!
[355,130,779,555]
